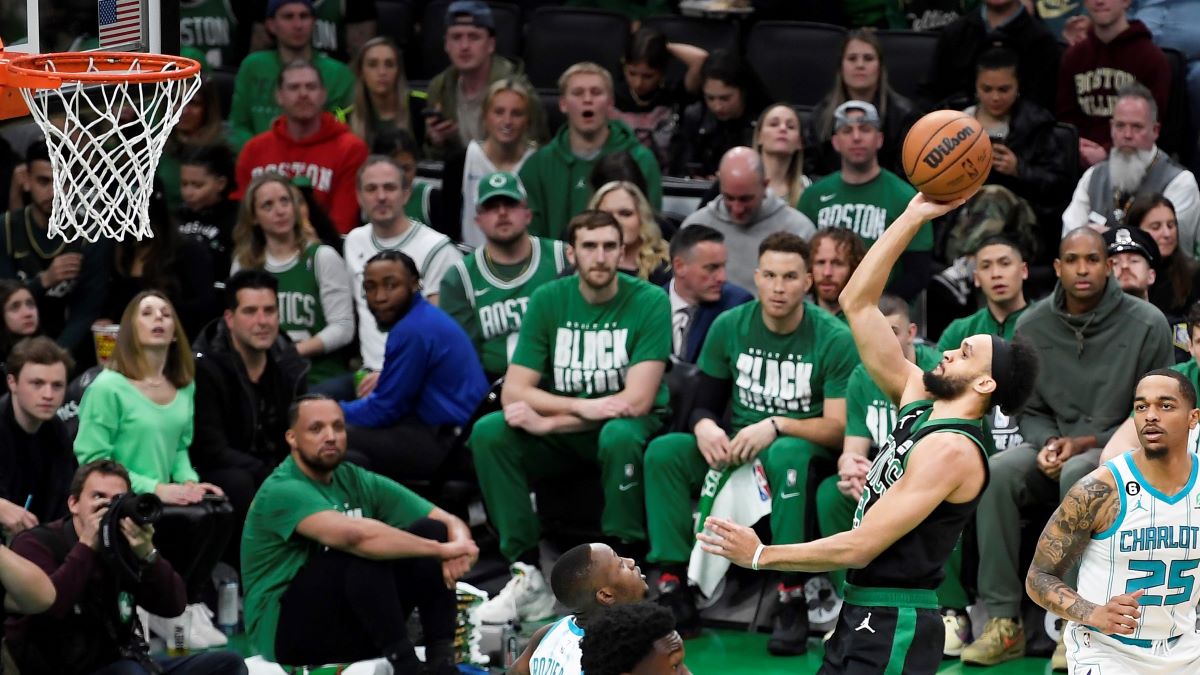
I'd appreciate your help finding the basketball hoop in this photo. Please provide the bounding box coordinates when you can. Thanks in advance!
[0,44,201,242]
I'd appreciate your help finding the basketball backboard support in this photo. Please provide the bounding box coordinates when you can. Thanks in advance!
[1,0,179,57]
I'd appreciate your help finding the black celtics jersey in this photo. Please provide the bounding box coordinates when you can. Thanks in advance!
[848,400,989,591]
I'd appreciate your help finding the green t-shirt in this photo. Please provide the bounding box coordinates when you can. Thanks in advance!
[511,274,671,408]
[73,369,199,494]
[180,0,240,69]
[697,301,860,433]
[404,182,434,226]
[242,456,435,661]
[798,169,930,252]
[936,305,1028,352]
[439,236,569,377]
[1171,360,1200,453]
[846,343,942,446]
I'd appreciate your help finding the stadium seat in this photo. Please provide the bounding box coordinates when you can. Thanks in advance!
[745,22,847,108]
[1160,47,1194,164]
[521,7,630,89]
[415,0,523,81]
[876,30,939,101]
[375,0,414,49]
[537,87,566,137]
[640,15,740,85]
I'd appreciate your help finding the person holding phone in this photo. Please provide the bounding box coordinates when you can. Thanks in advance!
[963,47,1074,262]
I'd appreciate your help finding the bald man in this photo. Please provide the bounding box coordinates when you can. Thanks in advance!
[681,146,815,295]
[963,226,1173,667]
[509,543,650,675]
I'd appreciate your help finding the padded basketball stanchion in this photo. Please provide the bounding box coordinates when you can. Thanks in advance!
[0,40,201,242]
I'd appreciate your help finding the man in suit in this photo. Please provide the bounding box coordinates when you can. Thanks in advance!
[664,224,753,363]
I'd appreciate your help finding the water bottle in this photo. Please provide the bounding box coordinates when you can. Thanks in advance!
[502,619,520,668]
[217,580,239,634]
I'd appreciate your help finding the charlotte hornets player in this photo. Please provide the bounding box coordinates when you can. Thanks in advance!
[1028,369,1200,673]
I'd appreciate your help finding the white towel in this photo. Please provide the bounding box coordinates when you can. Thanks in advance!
[688,460,773,599]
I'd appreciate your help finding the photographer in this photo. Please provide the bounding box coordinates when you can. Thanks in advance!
[3,460,247,675]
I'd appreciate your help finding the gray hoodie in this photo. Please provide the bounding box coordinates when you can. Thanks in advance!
[680,193,817,295]
[1014,275,1173,449]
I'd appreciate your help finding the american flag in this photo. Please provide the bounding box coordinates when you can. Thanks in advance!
[98,0,143,48]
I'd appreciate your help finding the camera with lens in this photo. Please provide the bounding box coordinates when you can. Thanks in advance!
[99,493,163,583]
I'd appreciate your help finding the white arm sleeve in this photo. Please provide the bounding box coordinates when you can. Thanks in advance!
[421,241,464,300]
[311,245,356,352]
[1061,167,1096,237]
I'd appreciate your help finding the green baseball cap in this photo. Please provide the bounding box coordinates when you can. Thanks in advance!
[476,172,527,206]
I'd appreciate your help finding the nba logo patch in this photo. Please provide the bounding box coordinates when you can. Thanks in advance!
[624,463,635,479]
[754,461,771,502]
[786,469,797,487]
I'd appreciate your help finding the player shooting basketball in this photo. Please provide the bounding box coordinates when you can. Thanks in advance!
[1027,369,1200,673]
[699,192,1039,674]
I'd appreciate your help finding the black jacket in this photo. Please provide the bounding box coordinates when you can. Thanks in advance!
[670,102,756,178]
[978,97,1076,230]
[806,90,920,178]
[0,394,75,523]
[189,319,308,478]
[920,7,1061,112]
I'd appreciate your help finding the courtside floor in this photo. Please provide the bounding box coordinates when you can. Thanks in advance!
[226,629,1053,673]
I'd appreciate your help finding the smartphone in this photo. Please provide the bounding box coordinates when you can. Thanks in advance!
[988,130,1007,145]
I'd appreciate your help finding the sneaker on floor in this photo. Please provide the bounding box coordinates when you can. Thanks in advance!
[187,603,228,647]
[941,609,971,658]
[767,584,809,656]
[1051,630,1067,671]
[473,562,556,625]
[656,573,701,639]
[960,617,1024,666]
[144,609,211,651]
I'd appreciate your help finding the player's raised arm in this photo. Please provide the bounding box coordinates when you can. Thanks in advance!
[838,193,964,403]
[1025,469,1140,633]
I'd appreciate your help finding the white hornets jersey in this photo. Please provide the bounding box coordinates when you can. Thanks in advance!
[528,615,583,675]
[1076,452,1200,646]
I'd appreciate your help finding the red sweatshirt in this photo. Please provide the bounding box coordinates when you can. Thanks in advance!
[235,112,369,234]
[1056,20,1171,149]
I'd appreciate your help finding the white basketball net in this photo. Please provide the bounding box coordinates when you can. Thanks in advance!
[17,55,201,242]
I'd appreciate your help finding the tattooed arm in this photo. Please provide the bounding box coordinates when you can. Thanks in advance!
[1026,468,1144,634]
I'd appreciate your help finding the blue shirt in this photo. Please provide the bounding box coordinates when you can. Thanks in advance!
[342,293,489,428]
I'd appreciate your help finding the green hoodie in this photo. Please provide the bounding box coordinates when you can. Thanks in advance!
[1014,275,1173,449]
[519,120,663,239]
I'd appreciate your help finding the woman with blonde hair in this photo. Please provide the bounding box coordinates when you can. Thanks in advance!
[589,180,670,285]
[459,78,538,248]
[232,173,355,386]
[755,103,811,207]
[346,36,412,146]
[807,29,918,176]
[74,291,232,646]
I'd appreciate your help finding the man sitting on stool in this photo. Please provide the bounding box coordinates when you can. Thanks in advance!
[341,251,489,483]
[242,394,478,673]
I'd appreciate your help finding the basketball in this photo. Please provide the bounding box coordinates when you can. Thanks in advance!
[902,110,993,203]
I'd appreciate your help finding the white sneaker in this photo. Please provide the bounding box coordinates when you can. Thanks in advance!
[144,610,209,650]
[472,562,556,624]
[187,603,228,647]
[942,610,971,657]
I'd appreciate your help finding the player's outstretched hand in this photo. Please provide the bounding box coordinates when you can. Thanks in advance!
[1085,589,1144,635]
[697,517,762,569]
[906,192,967,223]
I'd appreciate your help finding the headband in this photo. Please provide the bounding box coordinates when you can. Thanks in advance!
[991,335,1013,410]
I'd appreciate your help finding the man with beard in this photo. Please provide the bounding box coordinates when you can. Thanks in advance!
[644,232,858,653]
[340,251,488,483]
[699,193,1040,674]
[964,227,1173,668]
[439,172,570,381]
[1105,225,1160,301]
[808,228,866,321]
[799,102,933,303]
[468,210,671,626]
[938,236,1029,452]
[242,394,478,674]
[1062,83,1199,254]
[509,542,650,675]
[1027,370,1200,674]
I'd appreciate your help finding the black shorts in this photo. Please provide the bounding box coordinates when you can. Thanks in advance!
[819,602,944,675]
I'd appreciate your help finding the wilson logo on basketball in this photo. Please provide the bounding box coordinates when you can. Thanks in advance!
[921,126,976,170]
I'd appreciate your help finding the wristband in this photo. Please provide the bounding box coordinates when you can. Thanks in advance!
[769,417,781,438]
[751,543,766,571]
